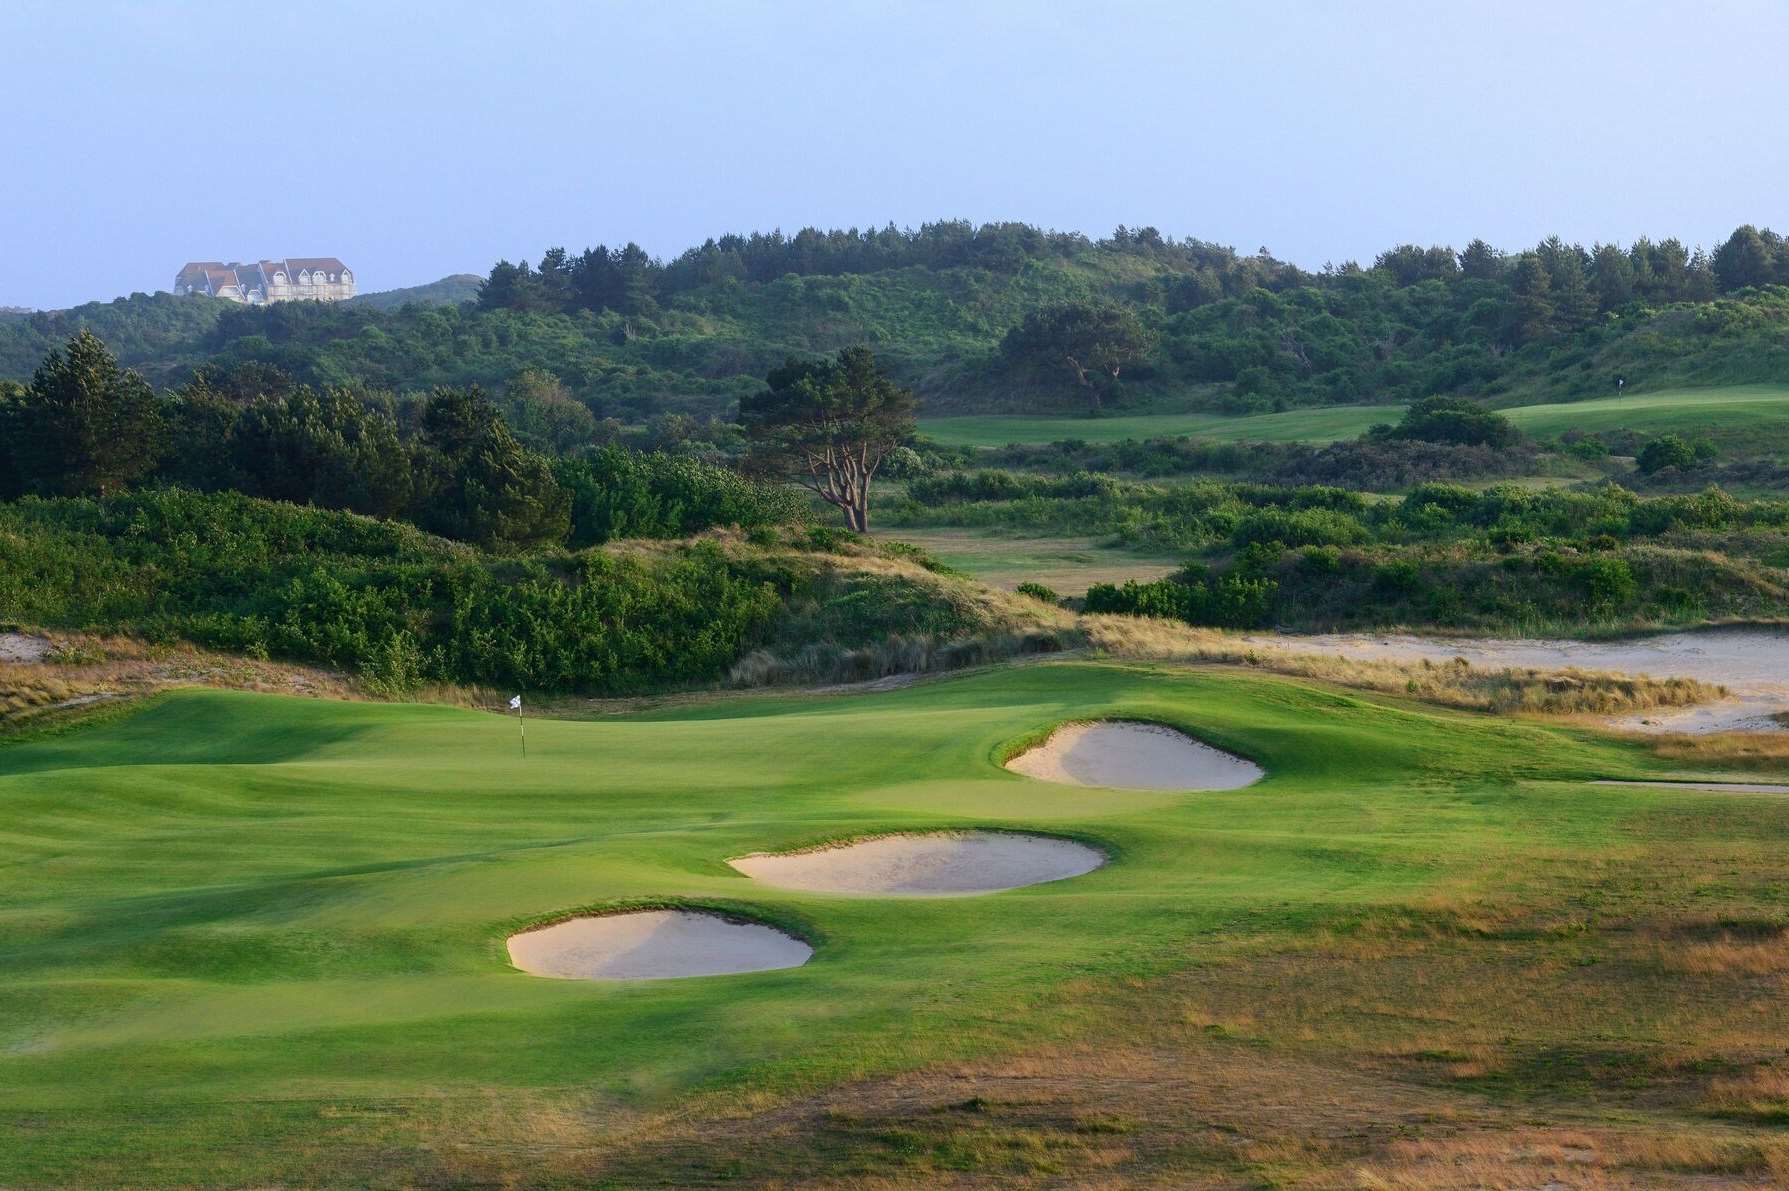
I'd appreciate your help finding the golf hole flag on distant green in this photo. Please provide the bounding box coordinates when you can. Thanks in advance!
[510,694,525,757]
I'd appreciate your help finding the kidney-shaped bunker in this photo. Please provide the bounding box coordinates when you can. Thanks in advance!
[1006,720,1262,791]
[730,830,1105,895]
[507,909,811,980]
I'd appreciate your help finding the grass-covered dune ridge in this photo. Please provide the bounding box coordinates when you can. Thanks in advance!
[0,488,1067,694]
[6,664,1789,1185]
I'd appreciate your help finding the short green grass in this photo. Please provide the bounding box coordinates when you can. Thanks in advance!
[1501,383,1789,443]
[921,385,1789,456]
[919,404,1406,447]
[871,528,1181,596]
[2,664,1787,1185]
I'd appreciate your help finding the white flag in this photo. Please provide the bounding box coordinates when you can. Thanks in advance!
[509,695,522,710]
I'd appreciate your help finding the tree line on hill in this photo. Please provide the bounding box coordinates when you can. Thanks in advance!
[11,220,1789,426]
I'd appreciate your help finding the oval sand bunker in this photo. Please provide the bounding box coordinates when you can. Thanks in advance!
[1006,720,1263,790]
[730,831,1105,894]
[507,910,811,980]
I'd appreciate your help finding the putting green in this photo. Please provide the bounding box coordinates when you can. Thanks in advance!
[0,662,1762,1184]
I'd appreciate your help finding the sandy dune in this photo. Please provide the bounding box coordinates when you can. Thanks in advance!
[1005,720,1263,790]
[730,831,1105,894]
[507,910,812,980]
[0,633,49,663]
[1247,627,1789,734]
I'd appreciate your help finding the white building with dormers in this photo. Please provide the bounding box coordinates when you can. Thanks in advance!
[174,258,355,304]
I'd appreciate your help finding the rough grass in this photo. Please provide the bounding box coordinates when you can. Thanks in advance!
[719,537,1082,687]
[1081,613,1723,716]
[0,632,360,735]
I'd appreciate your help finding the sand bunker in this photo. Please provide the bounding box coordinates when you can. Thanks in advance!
[1005,720,1263,790]
[729,831,1105,894]
[507,909,811,980]
[1248,627,1789,735]
[1593,779,1789,795]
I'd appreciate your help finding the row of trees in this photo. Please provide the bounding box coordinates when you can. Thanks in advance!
[0,332,815,546]
[477,221,1789,323]
[0,331,918,540]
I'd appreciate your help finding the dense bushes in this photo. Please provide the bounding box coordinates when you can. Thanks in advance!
[556,446,803,547]
[0,489,785,693]
[980,435,1540,489]
[1084,569,1278,628]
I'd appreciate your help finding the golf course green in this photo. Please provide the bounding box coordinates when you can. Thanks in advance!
[4,662,1787,1185]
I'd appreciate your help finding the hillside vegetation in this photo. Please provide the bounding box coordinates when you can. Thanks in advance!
[0,489,1064,695]
[6,221,1789,423]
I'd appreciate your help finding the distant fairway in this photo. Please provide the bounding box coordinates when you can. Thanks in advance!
[6,666,1789,1184]
[1500,383,1789,440]
[922,386,1789,451]
[873,527,1181,595]
[920,403,1404,447]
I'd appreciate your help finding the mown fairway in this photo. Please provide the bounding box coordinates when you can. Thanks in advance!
[870,528,1181,595]
[1501,382,1789,442]
[7,664,1789,1186]
[919,404,1405,447]
[921,384,1789,454]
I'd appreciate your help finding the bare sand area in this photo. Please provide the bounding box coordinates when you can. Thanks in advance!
[0,633,50,663]
[729,831,1105,895]
[1005,720,1264,790]
[1593,779,1789,795]
[506,910,812,980]
[1246,627,1789,734]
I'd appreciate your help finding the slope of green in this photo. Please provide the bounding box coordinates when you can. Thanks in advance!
[920,403,1405,447]
[2,665,1784,1185]
[1502,383,1789,441]
[346,273,483,310]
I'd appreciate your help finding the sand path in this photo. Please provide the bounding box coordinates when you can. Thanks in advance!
[0,633,49,663]
[1592,779,1789,795]
[1006,721,1263,789]
[730,831,1105,895]
[507,910,811,980]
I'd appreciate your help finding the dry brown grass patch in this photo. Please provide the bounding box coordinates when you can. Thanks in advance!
[1082,614,1722,717]
[1650,731,1789,771]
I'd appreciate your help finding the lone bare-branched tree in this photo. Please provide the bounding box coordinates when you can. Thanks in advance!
[739,346,915,532]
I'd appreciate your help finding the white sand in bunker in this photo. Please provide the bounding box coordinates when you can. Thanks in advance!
[1005,720,1263,790]
[506,909,812,981]
[729,831,1106,895]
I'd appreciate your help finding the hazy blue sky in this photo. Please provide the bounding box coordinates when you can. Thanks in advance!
[3,0,1786,308]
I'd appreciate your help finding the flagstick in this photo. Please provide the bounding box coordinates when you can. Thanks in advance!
[517,700,526,759]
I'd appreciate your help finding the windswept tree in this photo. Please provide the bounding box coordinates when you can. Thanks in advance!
[1001,301,1153,413]
[7,330,163,496]
[739,346,915,531]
